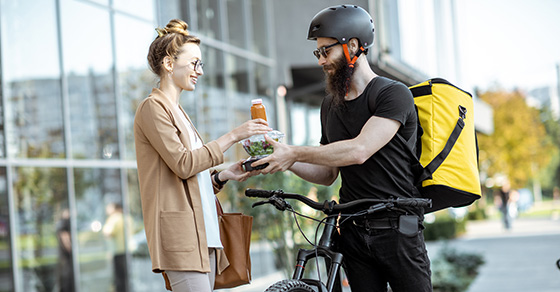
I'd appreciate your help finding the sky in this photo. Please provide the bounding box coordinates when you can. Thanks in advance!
[456,0,560,92]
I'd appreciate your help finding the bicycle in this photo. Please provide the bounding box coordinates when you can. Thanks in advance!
[245,188,432,292]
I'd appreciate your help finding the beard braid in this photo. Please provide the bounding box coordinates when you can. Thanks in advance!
[324,54,356,108]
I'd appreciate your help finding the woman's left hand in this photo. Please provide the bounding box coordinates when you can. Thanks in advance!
[220,160,258,182]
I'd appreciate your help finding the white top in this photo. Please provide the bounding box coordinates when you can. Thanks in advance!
[175,105,222,248]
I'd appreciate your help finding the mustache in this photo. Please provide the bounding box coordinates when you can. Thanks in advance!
[322,64,336,73]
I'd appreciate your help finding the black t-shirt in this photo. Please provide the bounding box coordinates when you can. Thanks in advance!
[320,76,420,208]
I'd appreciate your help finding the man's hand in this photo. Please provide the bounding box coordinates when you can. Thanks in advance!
[251,135,296,174]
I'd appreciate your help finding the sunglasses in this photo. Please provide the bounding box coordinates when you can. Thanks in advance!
[313,42,341,59]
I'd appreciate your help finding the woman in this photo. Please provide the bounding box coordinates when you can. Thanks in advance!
[134,19,270,291]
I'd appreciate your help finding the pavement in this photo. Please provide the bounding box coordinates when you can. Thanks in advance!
[427,217,560,292]
[231,215,560,292]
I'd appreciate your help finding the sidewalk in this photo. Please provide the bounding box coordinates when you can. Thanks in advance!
[460,216,560,239]
[426,216,560,292]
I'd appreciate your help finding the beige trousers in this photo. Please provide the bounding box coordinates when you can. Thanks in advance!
[165,249,216,292]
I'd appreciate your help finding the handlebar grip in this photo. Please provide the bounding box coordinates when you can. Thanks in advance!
[245,188,278,198]
[395,198,432,208]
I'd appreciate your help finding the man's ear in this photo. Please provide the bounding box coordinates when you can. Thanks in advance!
[162,56,174,73]
[348,38,360,56]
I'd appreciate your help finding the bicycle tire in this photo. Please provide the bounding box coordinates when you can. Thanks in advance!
[265,279,315,292]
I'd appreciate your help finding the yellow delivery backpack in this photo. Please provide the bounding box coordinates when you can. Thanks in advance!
[408,78,481,213]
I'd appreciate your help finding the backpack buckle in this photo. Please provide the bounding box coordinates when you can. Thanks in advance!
[458,105,467,119]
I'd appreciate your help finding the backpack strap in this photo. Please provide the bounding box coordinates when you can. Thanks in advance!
[417,105,467,182]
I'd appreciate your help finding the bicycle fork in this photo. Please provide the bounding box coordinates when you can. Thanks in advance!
[291,216,344,292]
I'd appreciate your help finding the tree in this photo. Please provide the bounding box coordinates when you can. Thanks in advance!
[477,88,558,189]
[539,106,560,190]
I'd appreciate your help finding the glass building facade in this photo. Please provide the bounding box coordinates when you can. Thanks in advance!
[0,0,276,291]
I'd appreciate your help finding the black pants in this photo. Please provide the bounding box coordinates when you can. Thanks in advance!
[338,221,432,292]
[114,254,128,292]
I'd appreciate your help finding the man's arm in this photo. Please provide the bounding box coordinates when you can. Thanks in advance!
[255,115,400,174]
[288,161,339,186]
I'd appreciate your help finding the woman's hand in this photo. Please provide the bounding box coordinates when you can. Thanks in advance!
[230,119,271,141]
[216,119,271,153]
[219,160,258,182]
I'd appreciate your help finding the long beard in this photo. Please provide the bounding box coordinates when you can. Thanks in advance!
[324,55,356,108]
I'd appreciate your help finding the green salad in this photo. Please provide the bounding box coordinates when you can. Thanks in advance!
[241,130,284,157]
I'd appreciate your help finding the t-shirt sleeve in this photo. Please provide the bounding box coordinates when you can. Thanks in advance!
[371,81,414,126]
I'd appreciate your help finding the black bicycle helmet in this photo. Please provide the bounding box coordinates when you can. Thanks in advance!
[307,4,374,48]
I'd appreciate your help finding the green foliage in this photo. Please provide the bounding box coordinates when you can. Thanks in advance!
[466,200,488,221]
[432,244,485,292]
[539,107,560,189]
[466,207,486,221]
[424,213,466,241]
[477,88,558,189]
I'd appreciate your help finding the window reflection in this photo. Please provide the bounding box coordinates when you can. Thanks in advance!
[73,168,127,291]
[200,45,225,89]
[226,0,246,48]
[251,0,269,56]
[1,0,65,159]
[255,63,272,97]
[0,168,12,291]
[197,0,222,40]
[13,167,70,291]
[113,0,154,20]
[113,15,156,161]
[156,0,181,22]
[226,54,250,93]
[61,0,119,160]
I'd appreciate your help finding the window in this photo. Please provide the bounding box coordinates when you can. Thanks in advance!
[114,14,155,161]
[61,0,118,160]
[197,0,222,40]
[2,0,65,159]
[226,0,246,48]
[13,166,69,291]
[0,168,12,291]
[73,168,125,291]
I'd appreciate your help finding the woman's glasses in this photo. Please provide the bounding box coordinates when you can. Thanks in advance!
[312,42,340,59]
[191,59,204,72]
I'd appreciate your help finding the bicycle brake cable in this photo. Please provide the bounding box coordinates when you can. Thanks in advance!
[291,208,316,247]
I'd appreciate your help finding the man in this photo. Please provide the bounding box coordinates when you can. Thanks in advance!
[103,203,129,292]
[254,5,432,292]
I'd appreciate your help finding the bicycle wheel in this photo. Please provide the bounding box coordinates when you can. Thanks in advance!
[265,279,315,292]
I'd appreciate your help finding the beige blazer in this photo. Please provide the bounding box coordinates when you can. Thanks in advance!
[134,88,229,274]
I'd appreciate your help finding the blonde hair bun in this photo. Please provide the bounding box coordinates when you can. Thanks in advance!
[154,19,190,38]
[165,19,190,36]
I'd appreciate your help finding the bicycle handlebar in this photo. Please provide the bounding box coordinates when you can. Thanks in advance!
[245,188,431,214]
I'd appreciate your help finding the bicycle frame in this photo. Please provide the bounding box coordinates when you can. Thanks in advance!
[245,188,431,292]
[292,215,343,292]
